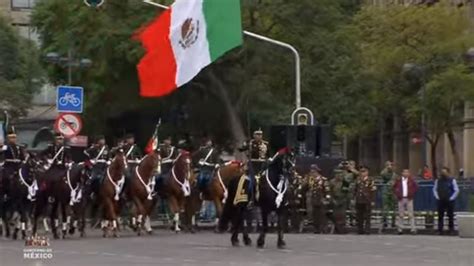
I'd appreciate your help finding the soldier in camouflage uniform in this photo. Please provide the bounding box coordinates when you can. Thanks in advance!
[380,161,397,230]
[289,169,308,233]
[307,164,331,234]
[342,160,359,226]
[354,165,377,235]
[328,169,349,234]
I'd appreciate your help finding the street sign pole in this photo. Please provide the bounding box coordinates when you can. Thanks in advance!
[142,0,302,109]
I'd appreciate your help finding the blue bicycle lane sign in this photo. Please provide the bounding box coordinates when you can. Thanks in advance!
[56,86,84,113]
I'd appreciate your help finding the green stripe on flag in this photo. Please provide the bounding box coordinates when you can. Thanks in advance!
[203,0,243,61]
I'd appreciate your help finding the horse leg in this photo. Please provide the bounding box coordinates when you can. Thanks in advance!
[132,196,145,236]
[257,208,268,248]
[19,199,28,240]
[168,196,181,233]
[213,198,223,232]
[60,201,69,239]
[242,206,252,246]
[277,208,287,249]
[144,200,153,234]
[102,198,114,238]
[50,198,60,239]
[230,207,240,247]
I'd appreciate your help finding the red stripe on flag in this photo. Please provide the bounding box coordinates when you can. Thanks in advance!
[137,9,177,97]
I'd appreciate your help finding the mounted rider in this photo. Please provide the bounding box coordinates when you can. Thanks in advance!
[195,136,221,191]
[84,135,110,191]
[1,127,28,196]
[40,133,72,170]
[159,136,179,177]
[121,134,142,176]
[239,128,269,205]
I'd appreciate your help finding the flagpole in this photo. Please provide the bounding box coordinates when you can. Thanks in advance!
[142,0,302,109]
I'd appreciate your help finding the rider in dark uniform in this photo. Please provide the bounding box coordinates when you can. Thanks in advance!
[121,134,142,177]
[84,135,110,193]
[40,133,71,170]
[195,137,221,191]
[159,136,179,177]
[239,129,270,205]
[2,128,27,197]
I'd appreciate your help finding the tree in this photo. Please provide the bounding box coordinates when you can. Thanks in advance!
[347,1,474,174]
[31,0,360,149]
[0,15,43,117]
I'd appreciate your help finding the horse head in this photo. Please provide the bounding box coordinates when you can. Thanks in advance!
[174,150,192,182]
[21,152,42,181]
[268,147,295,177]
[223,160,244,177]
[111,148,128,176]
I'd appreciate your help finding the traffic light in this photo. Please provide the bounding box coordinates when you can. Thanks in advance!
[297,125,306,142]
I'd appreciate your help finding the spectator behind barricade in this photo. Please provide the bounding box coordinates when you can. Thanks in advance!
[393,169,418,235]
[433,167,460,235]
[422,165,433,181]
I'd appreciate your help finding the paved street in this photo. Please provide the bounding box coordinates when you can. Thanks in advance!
[1,230,473,266]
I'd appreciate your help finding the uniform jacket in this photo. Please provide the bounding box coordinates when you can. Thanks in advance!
[123,143,143,162]
[41,143,71,166]
[194,145,221,169]
[354,175,377,204]
[84,144,110,163]
[241,139,269,162]
[307,173,330,206]
[392,176,418,200]
[3,143,27,168]
[330,177,347,207]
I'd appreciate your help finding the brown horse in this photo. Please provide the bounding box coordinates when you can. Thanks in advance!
[99,150,127,237]
[127,150,160,235]
[156,150,192,233]
[198,161,244,228]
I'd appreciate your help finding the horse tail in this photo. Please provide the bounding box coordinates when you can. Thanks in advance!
[218,177,239,232]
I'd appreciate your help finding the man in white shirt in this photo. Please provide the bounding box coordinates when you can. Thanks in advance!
[392,169,418,234]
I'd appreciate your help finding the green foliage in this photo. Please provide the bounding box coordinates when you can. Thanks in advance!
[0,15,43,117]
[341,2,474,138]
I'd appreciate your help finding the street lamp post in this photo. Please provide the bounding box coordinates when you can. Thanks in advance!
[45,51,92,85]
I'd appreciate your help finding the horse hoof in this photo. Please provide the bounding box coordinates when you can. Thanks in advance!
[257,238,265,249]
[53,234,59,240]
[80,232,86,238]
[244,237,252,246]
[277,240,286,249]
[147,230,153,235]
[69,228,75,235]
[113,233,119,238]
[231,239,240,247]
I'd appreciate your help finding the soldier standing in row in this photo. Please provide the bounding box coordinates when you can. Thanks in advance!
[289,170,308,233]
[354,165,377,235]
[307,164,331,234]
[343,160,359,226]
[380,160,397,231]
[328,169,349,234]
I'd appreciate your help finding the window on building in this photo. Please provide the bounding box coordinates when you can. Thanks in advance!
[11,0,37,10]
[13,24,40,44]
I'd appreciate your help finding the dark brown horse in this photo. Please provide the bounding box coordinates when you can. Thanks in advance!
[193,161,244,229]
[156,150,192,232]
[127,150,160,235]
[2,154,40,239]
[99,150,127,237]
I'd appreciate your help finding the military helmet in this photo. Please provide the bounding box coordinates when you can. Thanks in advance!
[6,125,16,137]
[253,128,263,135]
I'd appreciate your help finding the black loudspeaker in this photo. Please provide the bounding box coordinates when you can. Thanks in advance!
[269,125,289,152]
[270,125,320,156]
[317,125,332,157]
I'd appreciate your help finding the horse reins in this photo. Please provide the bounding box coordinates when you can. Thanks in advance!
[18,167,38,201]
[106,157,126,201]
[66,167,82,206]
[171,153,191,197]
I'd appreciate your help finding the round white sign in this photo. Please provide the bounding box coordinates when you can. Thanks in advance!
[54,113,83,138]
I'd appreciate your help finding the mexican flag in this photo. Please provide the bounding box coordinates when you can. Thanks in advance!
[137,0,243,97]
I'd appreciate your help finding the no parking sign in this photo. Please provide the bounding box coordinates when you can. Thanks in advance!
[54,113,83,138]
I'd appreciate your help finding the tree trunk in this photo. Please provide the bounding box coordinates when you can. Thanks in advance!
[446,129,461,174]
[428,134,441,180]
[208,71,247,155]
[379,119,385,168]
